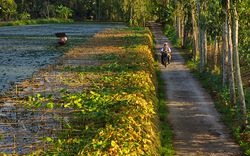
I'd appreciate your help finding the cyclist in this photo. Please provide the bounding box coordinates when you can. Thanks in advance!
[160,42,171,64]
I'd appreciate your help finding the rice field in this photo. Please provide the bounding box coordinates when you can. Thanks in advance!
[0,23,125,94]
[0,22,126,154]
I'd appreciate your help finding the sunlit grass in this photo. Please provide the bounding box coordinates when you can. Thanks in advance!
[20,27,174,155]
[0,18,73,27]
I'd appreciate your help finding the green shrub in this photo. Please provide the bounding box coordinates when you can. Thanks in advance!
[0,18,73,27]
[162,24,181,47]
[24,27,170,155]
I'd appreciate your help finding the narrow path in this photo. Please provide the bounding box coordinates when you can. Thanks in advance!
[148,22,243,155]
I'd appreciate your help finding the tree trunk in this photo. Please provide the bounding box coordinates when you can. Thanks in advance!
[129,5,133,26]
[181,17,184,46]
[232,7,247,126]
[222,22,229,86]
[45,1,50,19]
[191,7,199,61]
[98,0,101,20]
[213,36,218,69]
[197,2,205,72]
[228,25,236,106]
[203,30,207,65]
[227,14,236,106]
[176,16,181,39]
[199,30,207,72]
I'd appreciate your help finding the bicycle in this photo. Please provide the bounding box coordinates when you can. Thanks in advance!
[161,51,171,68]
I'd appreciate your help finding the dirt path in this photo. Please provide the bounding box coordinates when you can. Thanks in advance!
[148,22,243,155]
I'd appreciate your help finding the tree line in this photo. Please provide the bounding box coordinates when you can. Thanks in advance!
[0,0,249,127]
[0,0,156,26]
[155,0,249,128]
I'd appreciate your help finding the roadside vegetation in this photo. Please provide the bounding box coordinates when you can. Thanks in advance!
[156,0,250,155]
[162,22,250,156]
[2,0,249,154]
[12,27,174,155]
[0,0,155,27]
[0,18,73,27]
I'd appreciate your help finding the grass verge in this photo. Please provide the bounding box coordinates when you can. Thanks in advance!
[156,69,175,155]
[0,18,73,27]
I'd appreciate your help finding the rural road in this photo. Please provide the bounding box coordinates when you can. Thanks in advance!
[148,22,243,155]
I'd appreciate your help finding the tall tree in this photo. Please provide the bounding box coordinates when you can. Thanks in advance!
[171,0,185,45]
[222,21,229,86]
[55,4,73,19]
[197,2,206,72]
[232,3,247,127]
[213,36,219,69]
[122,0,152,26]
[0,0,17,21]
[226,0,236,105]
[191,1,199,61]
[162,0,249,128]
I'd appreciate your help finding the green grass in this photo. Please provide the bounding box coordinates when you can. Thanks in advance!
[18,27,174,155]
[0,18,73,27]
[156,69,175,155]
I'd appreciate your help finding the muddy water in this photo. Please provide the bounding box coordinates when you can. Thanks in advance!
[0,23,125,154]
[0,23,125,94]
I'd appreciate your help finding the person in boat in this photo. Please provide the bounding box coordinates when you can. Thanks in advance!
[58,36,67,44]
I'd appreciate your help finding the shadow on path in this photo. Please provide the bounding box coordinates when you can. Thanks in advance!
[148,22,243,156]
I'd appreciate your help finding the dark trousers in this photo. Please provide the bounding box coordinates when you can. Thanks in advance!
[161,52,167,64]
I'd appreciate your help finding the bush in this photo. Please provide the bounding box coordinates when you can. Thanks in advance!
[162,24,181,47]
[0,18,73,27]
[16,12,30,20]
[25,27,164,155]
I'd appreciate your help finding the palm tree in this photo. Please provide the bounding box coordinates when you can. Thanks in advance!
[56,5,73,19]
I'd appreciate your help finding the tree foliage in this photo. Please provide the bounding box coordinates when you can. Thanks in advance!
[159,0,250,153]
[0,0,158,26]
[0,0,17,21]
[55,5,73,19]
[160,0,250,152]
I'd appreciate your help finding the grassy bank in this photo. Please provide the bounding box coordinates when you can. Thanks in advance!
[0,18,73,27]
[14,27,174,155]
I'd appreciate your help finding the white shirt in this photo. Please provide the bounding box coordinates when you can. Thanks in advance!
[161,46,171,53]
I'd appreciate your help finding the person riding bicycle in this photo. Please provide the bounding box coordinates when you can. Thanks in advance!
[160,42,171,64]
